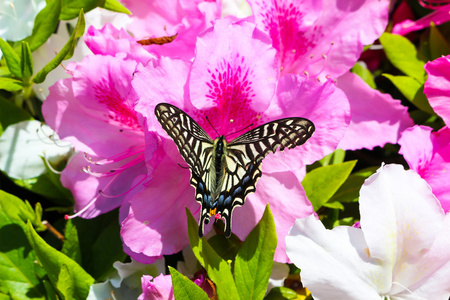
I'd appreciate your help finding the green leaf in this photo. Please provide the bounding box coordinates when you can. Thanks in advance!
[379,32,426,82]
[61,220,82,265]
[330,167,378,203]
[24,222,95,300]
[70,209,126,280]
[0,38,22,79]
[235,204,277,300]
[20,42,33,83]
[208,233,242,262]
[169,266,209,300]
[60,0,101,20]
[33,9,85,84]
[264,287,298,300]
[0,77,24,92]
[322,201,344,210]
[56,264,76,299]
[382,74,435,115]
[0,96,32,133]
[0,190,46,299]
[302,160,357,211]
[351,62,376,89]
[24,0,62,52]
[186,208,240,300]
[429,23,450,60]
[103,0,131,14]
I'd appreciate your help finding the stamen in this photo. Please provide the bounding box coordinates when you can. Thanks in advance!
[98,174,147,198]
[42,151,62,174]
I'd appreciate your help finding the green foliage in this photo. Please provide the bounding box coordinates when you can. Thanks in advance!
[0,191,46,299]
[379,32,426,81]
[25,222,95,299]
[264,287,298,300]
[186,205,278,300]
[302,160,357,211]
[0,38,22,79]
[20,42,33,83]
[170,266,210,300]
[24,0,63,52]
[60,0,130,20]
[33,9,85,84]
[234,206,276,300]
[352,62,376,89]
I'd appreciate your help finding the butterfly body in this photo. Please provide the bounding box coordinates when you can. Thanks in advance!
[155,103,315,237]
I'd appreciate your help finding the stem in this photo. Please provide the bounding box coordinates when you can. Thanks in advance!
[42,220,65,242]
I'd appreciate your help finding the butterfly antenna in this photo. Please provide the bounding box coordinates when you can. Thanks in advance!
[178,163,189,169]
[206,116,220,136]
[225,123,254,138]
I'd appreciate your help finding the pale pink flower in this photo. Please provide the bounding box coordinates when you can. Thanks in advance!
[424,55,450,126]
[399,125,450,212]
[247,0,412,150]
[121,18,350,263]
[121,0,221,60]
[392,2,450,36]
[138,274,174,300]
[42,54,152,218]
[286,164,450,299]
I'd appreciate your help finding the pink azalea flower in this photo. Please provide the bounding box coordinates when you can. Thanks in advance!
[392,3,450,36]
[42,54,152,219]
[247,0,411,150]
[424,55,450,126]
[121,18,350,263]
[139,274,174,300]
[336,72,413,150]
[248,0,389,78]
[121,0,221,60]
[286,164,450,299]
[84,24,156,63]
[399,125,450,212]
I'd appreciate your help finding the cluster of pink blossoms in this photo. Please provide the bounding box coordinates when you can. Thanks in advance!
[40,0,450,298]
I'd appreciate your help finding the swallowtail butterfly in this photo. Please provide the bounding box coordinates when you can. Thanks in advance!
[155,103,315,237]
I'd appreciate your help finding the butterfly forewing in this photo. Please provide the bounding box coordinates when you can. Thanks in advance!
[154,103,315,238]
[155,103,213,177]
[228,118,315,164]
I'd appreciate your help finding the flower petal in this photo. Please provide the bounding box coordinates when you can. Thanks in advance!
[337,72,412,150]
[424,55,450,125]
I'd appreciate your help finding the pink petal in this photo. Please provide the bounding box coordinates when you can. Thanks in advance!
[84,24,155,63]
[43,73,145,158]
[392,5,450,36]
[424,55,450,125]
[233,170,314,263]
[190,18,278,114]
[250,0,389,78]
[123,0,220,60]
[61,153,148,218]
[133,57,192,135]
[138,274,174,300]
[399,126,450,212]
[121,145,198,260]
[399,125,434,174]
[268,74,350,169]
[337,72,413,150]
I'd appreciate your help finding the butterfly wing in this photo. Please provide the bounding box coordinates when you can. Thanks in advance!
[155,103,213,176]
[214,117,315,237]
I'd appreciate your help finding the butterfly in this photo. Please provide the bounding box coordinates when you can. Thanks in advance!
[155,103,315,237]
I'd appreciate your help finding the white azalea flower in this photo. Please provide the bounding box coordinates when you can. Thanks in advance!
[0,0,46,41]
[286,164,450,300]
[0,120,72,179]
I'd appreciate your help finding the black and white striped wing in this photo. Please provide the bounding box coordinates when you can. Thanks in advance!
[212,117,315,236]
[228,117,316,163]
[154,103,213,178]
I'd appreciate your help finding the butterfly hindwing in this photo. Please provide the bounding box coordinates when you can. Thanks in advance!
[155,103,315,238]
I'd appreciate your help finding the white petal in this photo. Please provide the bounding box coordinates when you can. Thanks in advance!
[0,120,72,179]
[359,164,446,292]
[286,215,383,300]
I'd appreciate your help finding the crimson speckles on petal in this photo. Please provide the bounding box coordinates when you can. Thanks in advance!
[196,56,264,138]
[259,1,316,69]
[94,80,142,131]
